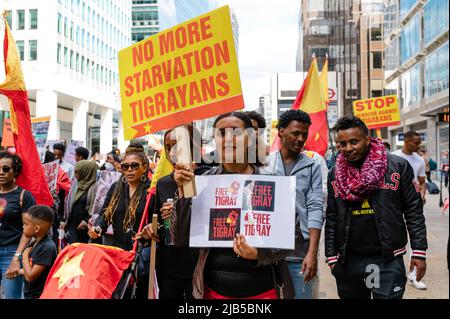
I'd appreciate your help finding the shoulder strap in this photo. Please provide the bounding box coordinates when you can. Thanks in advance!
[19,189,26,210]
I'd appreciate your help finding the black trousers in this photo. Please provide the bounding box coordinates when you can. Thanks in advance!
[157,274,194,299]
[332,254,407,299]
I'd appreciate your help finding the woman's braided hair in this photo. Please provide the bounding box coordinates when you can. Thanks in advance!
[103,149,149,232]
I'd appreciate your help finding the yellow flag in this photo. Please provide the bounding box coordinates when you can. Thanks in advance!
[320,57,329,106]
[294,58,326,113]
[150,147,174,189]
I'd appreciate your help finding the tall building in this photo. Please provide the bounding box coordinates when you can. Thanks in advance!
[359,0,385,100]
[298,0,361,116]
[131,0,159,43]
[0,0,132,155]
[383,0,449,164]
[297,0,331,72]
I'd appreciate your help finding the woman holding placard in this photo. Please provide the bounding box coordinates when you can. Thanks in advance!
[147,112,294,299]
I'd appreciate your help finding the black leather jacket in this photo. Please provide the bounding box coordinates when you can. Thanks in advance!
[325,154,428,265]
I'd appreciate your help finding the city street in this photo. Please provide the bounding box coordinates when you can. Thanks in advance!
[318,180,449,299]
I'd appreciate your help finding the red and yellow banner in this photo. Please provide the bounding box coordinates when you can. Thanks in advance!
[352,95,400,129]
[119,5,243,140]
[0,18,53,206]
[41,243,135,299]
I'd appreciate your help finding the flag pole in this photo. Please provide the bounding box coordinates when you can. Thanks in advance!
[148,214,158,299]
[322,54,337,163]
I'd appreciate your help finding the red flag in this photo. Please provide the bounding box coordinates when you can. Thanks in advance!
[269,58,329,156]
[0,19,53,206]
[292,57,328,156]
[40,243,135,299]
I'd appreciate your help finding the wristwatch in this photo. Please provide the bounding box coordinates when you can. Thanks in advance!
[14,253,22,261]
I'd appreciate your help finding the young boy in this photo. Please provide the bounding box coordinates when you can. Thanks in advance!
[19,205,57,299]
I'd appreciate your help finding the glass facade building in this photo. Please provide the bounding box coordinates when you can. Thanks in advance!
[131,0,159,43]
[384,0,449,169]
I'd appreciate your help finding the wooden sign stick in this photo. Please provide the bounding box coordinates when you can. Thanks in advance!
[175,125,197,198]
[148,214,158,299]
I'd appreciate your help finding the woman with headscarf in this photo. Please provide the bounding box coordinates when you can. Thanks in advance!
[63,160,98,244]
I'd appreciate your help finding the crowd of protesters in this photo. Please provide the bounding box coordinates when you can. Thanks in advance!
[0,107,444,300]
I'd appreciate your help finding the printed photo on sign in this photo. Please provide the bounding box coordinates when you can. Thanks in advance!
[208,208,240,241]
[190,174,296,249]
[242,180,275,212]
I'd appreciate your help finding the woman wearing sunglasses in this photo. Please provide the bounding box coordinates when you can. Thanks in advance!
[0,152,36,299]
[88,149,150,251]
[156,112,294,299]
[63,160,98,244]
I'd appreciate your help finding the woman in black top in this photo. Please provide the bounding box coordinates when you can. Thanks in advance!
[89,150,150,251]
[142,126,201,299]
[157,112,294,299]
[0,152,36,299]
[64,160,98,244]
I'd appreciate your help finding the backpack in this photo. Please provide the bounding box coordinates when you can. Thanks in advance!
[429,159,437,171]
[426,181,440,194]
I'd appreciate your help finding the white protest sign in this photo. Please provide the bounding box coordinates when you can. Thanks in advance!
[42,160,59,192]
[190,174,296,249]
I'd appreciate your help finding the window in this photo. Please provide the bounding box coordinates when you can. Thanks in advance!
[70,50,74,69]
[372,51,382,69]
[424,43,449,97]
[57,43,62,64]
[76,53,80,72]
[371,27,382,41]
[401,63,421,108]
[81,56,85,74]
[82,29,85,48]
[400,0,416,20]
[64,17,69,37]
[16,40,24,60]
[423,0,449,46]
[17,10,25,30]
[70,21,74,41]
[57,14,63,33]
[5,10,12,28]
[29,9,38,29]
[64,47,68,66]
[371,90,383,97]
[400,15,420,64]
[29,40,37,61]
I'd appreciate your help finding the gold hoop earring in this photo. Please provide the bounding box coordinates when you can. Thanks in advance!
[140,175,146,182]
[122,176,128,183]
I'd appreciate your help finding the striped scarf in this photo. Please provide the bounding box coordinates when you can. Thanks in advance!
[335,137,387,201]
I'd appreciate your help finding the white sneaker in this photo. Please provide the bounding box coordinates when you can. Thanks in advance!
[412,279,427,290]
[407,272,415,283]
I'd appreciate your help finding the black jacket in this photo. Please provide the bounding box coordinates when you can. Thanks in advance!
[325,154,428,266]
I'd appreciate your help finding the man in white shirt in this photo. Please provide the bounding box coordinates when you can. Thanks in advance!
[392,131,426,202]
[392,131,427,290]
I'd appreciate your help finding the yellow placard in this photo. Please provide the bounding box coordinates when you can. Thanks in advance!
[352,95,400,129]
[119,5,244,140]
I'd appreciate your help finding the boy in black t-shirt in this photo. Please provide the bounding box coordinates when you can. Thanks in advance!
[19,205,57,299]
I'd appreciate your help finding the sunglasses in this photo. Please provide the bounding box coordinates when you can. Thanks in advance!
[0,166,13,174]
[121,162,141,171]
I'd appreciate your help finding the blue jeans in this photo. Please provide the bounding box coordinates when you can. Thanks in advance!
[287,260,315,299]
[0,244,24,299]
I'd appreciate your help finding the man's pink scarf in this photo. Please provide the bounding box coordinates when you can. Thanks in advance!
[335,138,388,201]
